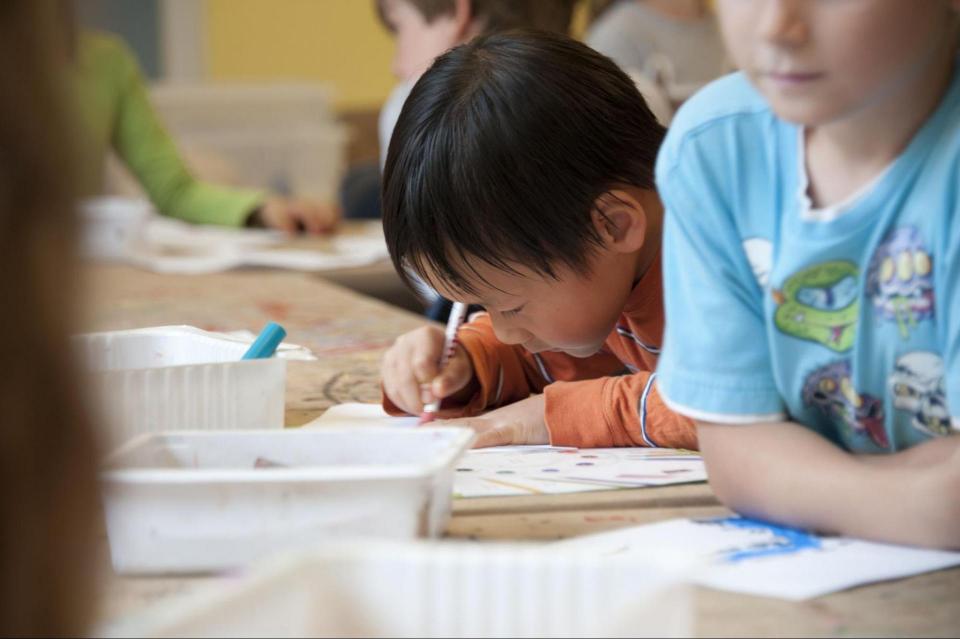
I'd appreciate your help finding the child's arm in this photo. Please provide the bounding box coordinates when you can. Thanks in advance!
[106,37,263,227]
[543,374,696,448]
[439,369,696,450]
[381,314,623,418]
[698,420,960,549]
[105,36,338,231]
[386,314,694,448]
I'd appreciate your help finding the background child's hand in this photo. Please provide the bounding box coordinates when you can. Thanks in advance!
[255,196,341,235]
[442,394,549,448]
[381,326,476,415]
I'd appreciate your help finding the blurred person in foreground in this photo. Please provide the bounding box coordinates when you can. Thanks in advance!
[0,1,100,634]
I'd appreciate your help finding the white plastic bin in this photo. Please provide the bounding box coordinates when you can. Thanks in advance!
[79,197,152,261]
[102,540,694,638]
[149,83,337,133]
[76,325,286,445]
[175,127,347,201]
[101,427,476,574]
[148,83,347,201]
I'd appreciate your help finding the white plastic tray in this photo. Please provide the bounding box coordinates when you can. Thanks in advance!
[102,540,694,638]
[101,427,476,574]
[76,325,286,445]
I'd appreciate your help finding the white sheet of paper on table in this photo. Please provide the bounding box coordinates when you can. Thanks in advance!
[311,403,707,498]
[554,517,960,600]
[130,218,390,274]
[81,198,391,274]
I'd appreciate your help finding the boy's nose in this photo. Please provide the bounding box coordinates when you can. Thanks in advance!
[491,321,532,347]
[758,0,810,48]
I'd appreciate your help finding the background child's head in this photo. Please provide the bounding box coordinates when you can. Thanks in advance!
[376,0,576,80]
[716,0,960,126]
[382,30,666,356]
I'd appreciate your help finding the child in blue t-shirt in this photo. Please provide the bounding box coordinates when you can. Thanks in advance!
[656,0,960,548]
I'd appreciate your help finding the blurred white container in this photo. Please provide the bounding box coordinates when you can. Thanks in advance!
[148,83,348,202]
[150,83,336,133]
[101,427,476,575]
[102,540,694,638]
[175,127,347,201]
[77,325,286,445]
[79,196,152,261]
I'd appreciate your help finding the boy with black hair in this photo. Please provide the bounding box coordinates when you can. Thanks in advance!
[380,30,696,450]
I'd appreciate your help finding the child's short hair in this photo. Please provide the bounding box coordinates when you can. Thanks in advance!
[376,0,576,36]
[382,30,666,295]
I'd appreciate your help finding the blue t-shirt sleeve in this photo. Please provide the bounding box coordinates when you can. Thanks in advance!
[656,133,786,423]
[942,192,960,428]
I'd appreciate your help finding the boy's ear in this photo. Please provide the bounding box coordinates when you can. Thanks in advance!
[452,0,475,38]
[590,190,649,254]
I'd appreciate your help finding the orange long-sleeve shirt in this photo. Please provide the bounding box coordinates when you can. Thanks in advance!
[384,254,697,449]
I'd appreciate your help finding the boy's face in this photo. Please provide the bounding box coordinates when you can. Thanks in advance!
[717,0,958,126]
[381,0,464,81]
[425,249,638,359]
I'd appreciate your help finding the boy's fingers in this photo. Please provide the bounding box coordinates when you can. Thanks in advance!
[395,378,423,415]
[383,357,423,414]
[411,354,439,386]
[472,424,515,449]
[431,352,472,397]
[438,416,516,448]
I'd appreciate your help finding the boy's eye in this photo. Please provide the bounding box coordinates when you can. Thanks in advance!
[501,305,526,317]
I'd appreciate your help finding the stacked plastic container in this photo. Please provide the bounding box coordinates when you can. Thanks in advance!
[149,83,348,202]
[77,325,286,446]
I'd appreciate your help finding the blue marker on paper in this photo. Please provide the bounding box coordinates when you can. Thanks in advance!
[241,322,287,360]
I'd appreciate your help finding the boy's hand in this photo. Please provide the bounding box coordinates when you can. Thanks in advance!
[381,326,476,415]
[253,196,341,235]
[442,394,549,448]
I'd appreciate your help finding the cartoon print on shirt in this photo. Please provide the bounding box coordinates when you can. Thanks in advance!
[773,261,859,352]
[802,360,889,448]
[889,351,952,437]
[866,227,934,339]
[742,237,773,289]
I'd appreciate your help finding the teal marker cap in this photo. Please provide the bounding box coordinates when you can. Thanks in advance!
[242,322,287,360]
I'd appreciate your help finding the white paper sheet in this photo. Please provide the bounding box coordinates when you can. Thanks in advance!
[81,198,390,274]
[554,517,960,600]
[310,403,707,498]
[312,402,418,428]
[128,218,390,274]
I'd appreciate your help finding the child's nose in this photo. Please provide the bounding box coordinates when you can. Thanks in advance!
[491,321,532,347]
[758,0,810,47]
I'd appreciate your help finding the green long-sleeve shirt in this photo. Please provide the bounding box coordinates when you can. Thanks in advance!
[75,32,263,227]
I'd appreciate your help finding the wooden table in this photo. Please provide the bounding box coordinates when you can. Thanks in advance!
[84,265,960,637]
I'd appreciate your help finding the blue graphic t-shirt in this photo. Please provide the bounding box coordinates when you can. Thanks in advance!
[655,62,960,453]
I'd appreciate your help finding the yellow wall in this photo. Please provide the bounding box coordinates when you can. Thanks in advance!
[205,0,396,112]
[205,0,592,113]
